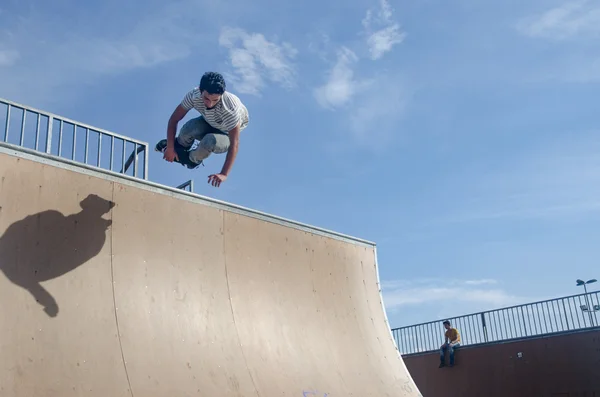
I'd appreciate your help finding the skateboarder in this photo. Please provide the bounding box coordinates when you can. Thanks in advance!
[439,320,460,367]
[156,71,249,187]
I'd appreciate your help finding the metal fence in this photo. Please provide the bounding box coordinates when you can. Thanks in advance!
[176,179,194,192]
[391,291,600,356]
[1,97,149,179]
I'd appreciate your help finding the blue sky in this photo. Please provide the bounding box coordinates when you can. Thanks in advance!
[1,0,599,329]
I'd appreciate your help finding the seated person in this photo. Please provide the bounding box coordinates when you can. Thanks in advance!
[439,320,460,367]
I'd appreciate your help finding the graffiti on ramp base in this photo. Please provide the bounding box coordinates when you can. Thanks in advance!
[303,390,329,397]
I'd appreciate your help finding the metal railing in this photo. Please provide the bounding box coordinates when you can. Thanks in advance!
[391,291,600,356]
[1,97,149,180]
[176,179,194,192]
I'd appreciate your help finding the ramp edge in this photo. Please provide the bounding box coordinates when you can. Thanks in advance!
[374,246,423,396]
[0,142,375,248]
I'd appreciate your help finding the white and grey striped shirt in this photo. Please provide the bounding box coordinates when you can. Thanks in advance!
[181,87,249,133]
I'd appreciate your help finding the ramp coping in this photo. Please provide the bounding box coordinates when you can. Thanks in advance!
[0,142,375,247]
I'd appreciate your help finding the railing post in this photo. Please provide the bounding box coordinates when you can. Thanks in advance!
[521,306,528,337]
[19,109,26,146]
[144,143,149,180]
[133,143,138,178]
[4,104,10,141]
[176,179,194,192]
[480,312,488,343]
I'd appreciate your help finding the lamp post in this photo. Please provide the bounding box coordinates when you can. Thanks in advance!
[576,279,598,327]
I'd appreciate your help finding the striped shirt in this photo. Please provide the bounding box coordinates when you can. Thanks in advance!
[181,87,249,133]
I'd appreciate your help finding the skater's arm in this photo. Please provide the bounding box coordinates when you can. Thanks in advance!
[167,105,189,146]
[220,124,240,176]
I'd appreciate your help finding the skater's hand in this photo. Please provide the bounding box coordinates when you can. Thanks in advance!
[207,173,227,187]
[163,145,178,162]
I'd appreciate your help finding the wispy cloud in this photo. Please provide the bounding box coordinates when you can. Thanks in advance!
[464,279,498,286]
[218,27,298,96]
[362,0,406,60]
[437,133,600,224]
[312,0,407,145]
[313,0,406,109]
[382,278,500,291]
[347,72,409,143]
[512,1,600,83]
[523,55,600,84]
[0,48,18,66]
[313,47,366,109]
[516,0,600,40]
[314,63,409,146]
[381,278,526,312]
[306,31,333,63]
[0,0,211,106]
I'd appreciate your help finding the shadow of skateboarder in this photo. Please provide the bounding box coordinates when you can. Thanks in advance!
[0,193,115,317]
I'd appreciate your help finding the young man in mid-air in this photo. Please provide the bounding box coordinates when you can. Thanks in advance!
[156,71,249,188]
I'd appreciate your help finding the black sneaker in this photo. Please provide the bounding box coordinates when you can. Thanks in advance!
[155,138,169,153]
[155,139,203,169]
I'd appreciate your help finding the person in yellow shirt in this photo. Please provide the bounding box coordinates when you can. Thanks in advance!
[439,320,460,368]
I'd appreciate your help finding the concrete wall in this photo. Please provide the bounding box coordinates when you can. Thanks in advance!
[403,328,600,397]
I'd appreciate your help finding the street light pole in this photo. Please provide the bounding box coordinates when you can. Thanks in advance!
[576,278,597,327]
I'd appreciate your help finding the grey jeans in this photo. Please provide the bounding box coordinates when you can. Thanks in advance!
[176,116,230,163]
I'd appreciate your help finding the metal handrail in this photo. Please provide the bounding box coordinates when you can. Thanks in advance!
[1,97,149,180]
[391,291,600,355]
[176,179,194,192]
[120,144,147,179]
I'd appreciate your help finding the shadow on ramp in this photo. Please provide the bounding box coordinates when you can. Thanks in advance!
[0,194,114,317]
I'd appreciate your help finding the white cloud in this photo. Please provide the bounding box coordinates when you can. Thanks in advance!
[312,48,409,120]
[218,27,298,96]
[516,0,600,40]
[348,72,409,143]
[58,35,190,76]
[0,0,210,106]
[555,56,600,82]
[433,133,600,224]
[306,31,333,63]
[311,0,408,148]
[313,0,407,107]
[0,49,18,66]
[381,278,525,312]
[313,53,410,149]
[313,47,367,109]
[523,55,600,84]
[362,0,406,60]
[512,1,600,84]
[464,279,498,286]
[387,287,518,307]
[427,130,600,228]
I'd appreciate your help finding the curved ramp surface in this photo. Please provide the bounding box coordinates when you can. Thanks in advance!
[0,145,422,397]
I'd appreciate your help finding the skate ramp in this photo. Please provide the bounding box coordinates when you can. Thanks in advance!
[0,144,422,397]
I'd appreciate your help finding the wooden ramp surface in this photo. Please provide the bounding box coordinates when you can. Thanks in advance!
[0,146,422,397]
